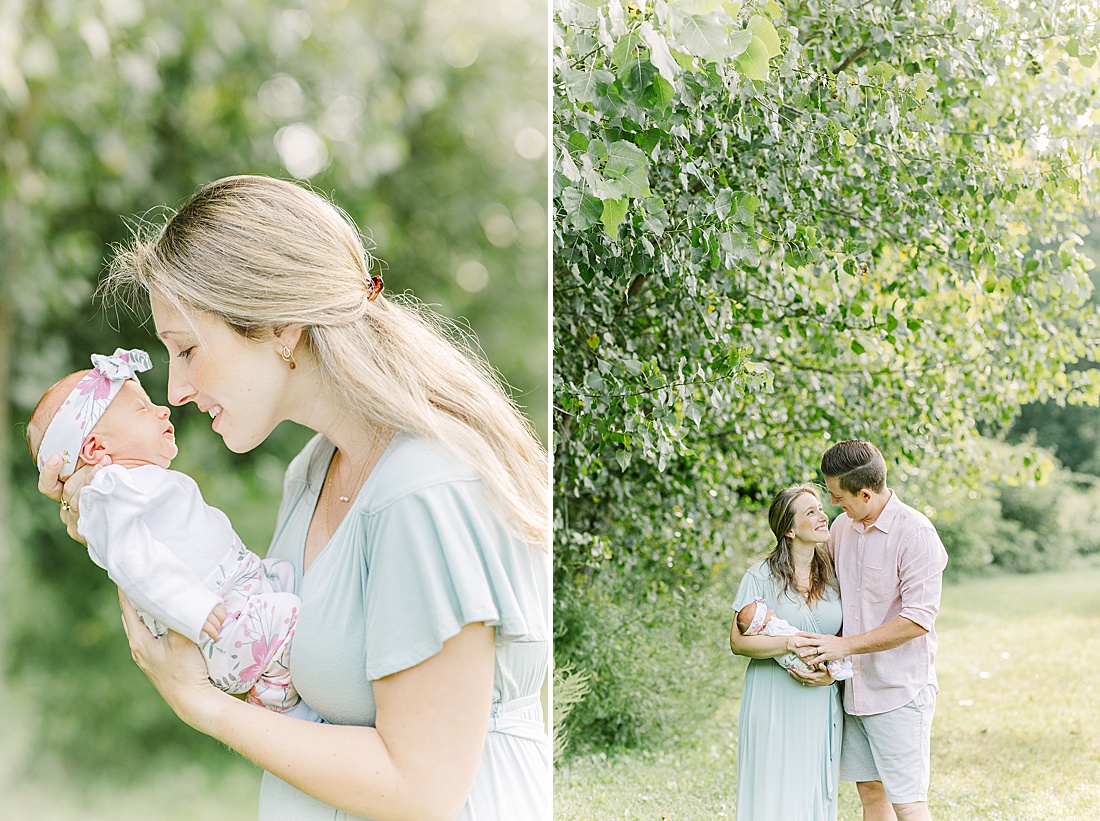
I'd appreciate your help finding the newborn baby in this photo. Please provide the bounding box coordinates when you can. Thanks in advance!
[736,596,853,681]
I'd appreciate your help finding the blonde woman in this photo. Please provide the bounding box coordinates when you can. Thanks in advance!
[38,175,550,821]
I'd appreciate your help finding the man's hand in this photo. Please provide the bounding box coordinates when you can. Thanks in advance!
[202,603,228,641]
[794,631,850,666]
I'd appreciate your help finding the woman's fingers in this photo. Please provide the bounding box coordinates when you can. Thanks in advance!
[57,463,109,546]
[119,589,151,659]
[38,454,65,501]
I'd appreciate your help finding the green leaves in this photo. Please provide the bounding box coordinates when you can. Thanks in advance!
[554,0,1100,598]
[605,140,651,198]
[670,13,745,62]
[600,197,630,235]
[562,187,605,230]
[736,15,782,81]
[556,2,791,241]
[559,134,652,237]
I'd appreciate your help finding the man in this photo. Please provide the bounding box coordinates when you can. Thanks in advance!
[793,440,948,821]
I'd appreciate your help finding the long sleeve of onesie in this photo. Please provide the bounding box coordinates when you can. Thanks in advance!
[77,465,222,644]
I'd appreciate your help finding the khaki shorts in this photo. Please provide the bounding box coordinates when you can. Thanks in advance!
[839,684,936,804]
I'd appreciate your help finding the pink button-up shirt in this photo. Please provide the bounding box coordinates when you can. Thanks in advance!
[831,491,948,716]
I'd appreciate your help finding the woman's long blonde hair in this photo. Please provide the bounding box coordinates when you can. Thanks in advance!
[101,175,548,547]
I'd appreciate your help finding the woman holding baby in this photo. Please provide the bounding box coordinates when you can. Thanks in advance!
[728,483,844,820]
[37,175,550,821]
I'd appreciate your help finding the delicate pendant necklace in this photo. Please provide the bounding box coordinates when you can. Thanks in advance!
[334,448,373,503]
[323,450,367,538]
[795,565,812,598]
[315,430,393,549]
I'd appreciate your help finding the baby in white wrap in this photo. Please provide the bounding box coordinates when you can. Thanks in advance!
[29,348,310,715]
[735,596,854,681]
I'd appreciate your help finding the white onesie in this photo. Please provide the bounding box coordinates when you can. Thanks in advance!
[762,615,854,681]
[77,464,305,712]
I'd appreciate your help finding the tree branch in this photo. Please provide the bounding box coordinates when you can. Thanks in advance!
[833,41,870,74]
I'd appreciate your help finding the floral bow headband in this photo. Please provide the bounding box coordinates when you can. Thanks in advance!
[746,597,769,636]
[37,348,152,479]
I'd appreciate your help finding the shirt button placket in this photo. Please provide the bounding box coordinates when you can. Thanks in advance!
[855,531,865,713]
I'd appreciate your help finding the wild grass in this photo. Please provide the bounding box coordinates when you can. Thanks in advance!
[555,561,1100,820]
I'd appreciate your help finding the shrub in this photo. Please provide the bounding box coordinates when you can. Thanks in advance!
[1057,477,1100,556]
[994,479,1080,572]
[553,664,592,763]
[934,495,999,581]
[553,563,739,757]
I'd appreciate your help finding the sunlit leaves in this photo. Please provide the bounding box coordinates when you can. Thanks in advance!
[556,0,787,244]
[669,13,741,62]
[737,15,781,81]
[600,197,630,235]
[554,0,1100,589]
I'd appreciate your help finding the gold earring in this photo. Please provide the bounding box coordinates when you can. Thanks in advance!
[280,345,296,370]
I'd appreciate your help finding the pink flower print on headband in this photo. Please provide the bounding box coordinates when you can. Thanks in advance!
[75,369,115,402]
[36,348,153,478]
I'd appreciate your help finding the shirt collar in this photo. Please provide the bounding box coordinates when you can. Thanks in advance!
[854,489,899,533]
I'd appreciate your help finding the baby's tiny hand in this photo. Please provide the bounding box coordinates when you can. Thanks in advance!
[202,603,228,641]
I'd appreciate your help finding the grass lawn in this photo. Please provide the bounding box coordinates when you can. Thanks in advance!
[554,562,1100,820]
[2,760,260,821]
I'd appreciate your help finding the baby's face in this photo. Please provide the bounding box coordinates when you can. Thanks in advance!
[92,380,178,467]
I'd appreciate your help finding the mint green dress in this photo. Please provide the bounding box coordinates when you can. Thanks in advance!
[732,562,843,821]
[257,434,550,820]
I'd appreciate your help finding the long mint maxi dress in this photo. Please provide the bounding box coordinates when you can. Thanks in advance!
[732,561,843,821]
[257,434,551,820]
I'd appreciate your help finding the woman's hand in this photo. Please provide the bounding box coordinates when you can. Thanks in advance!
[119,590,225,732]
[788,666,834,687]
[37,454,111,545]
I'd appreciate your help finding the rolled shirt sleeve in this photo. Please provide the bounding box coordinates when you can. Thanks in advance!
[896,523,947,632]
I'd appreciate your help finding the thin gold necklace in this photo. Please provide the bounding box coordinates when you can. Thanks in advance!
[322,432,393,536]
[335,451,371,502]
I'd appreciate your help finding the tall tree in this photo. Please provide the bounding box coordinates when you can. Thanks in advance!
[554,0,1100,746]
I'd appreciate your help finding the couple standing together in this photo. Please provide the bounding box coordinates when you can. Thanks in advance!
[729,440,948,821]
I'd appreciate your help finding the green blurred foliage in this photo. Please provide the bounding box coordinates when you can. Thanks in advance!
[1008,222,1100,475]
[935,470,1100,580]
[1,0,546,794]
[553,548,754,753]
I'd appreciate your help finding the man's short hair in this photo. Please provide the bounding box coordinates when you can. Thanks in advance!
[820,440,887,494]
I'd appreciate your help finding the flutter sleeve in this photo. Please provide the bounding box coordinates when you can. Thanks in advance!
[732,563,772,613]
[76,466,221,644]
[361,477,537,681]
